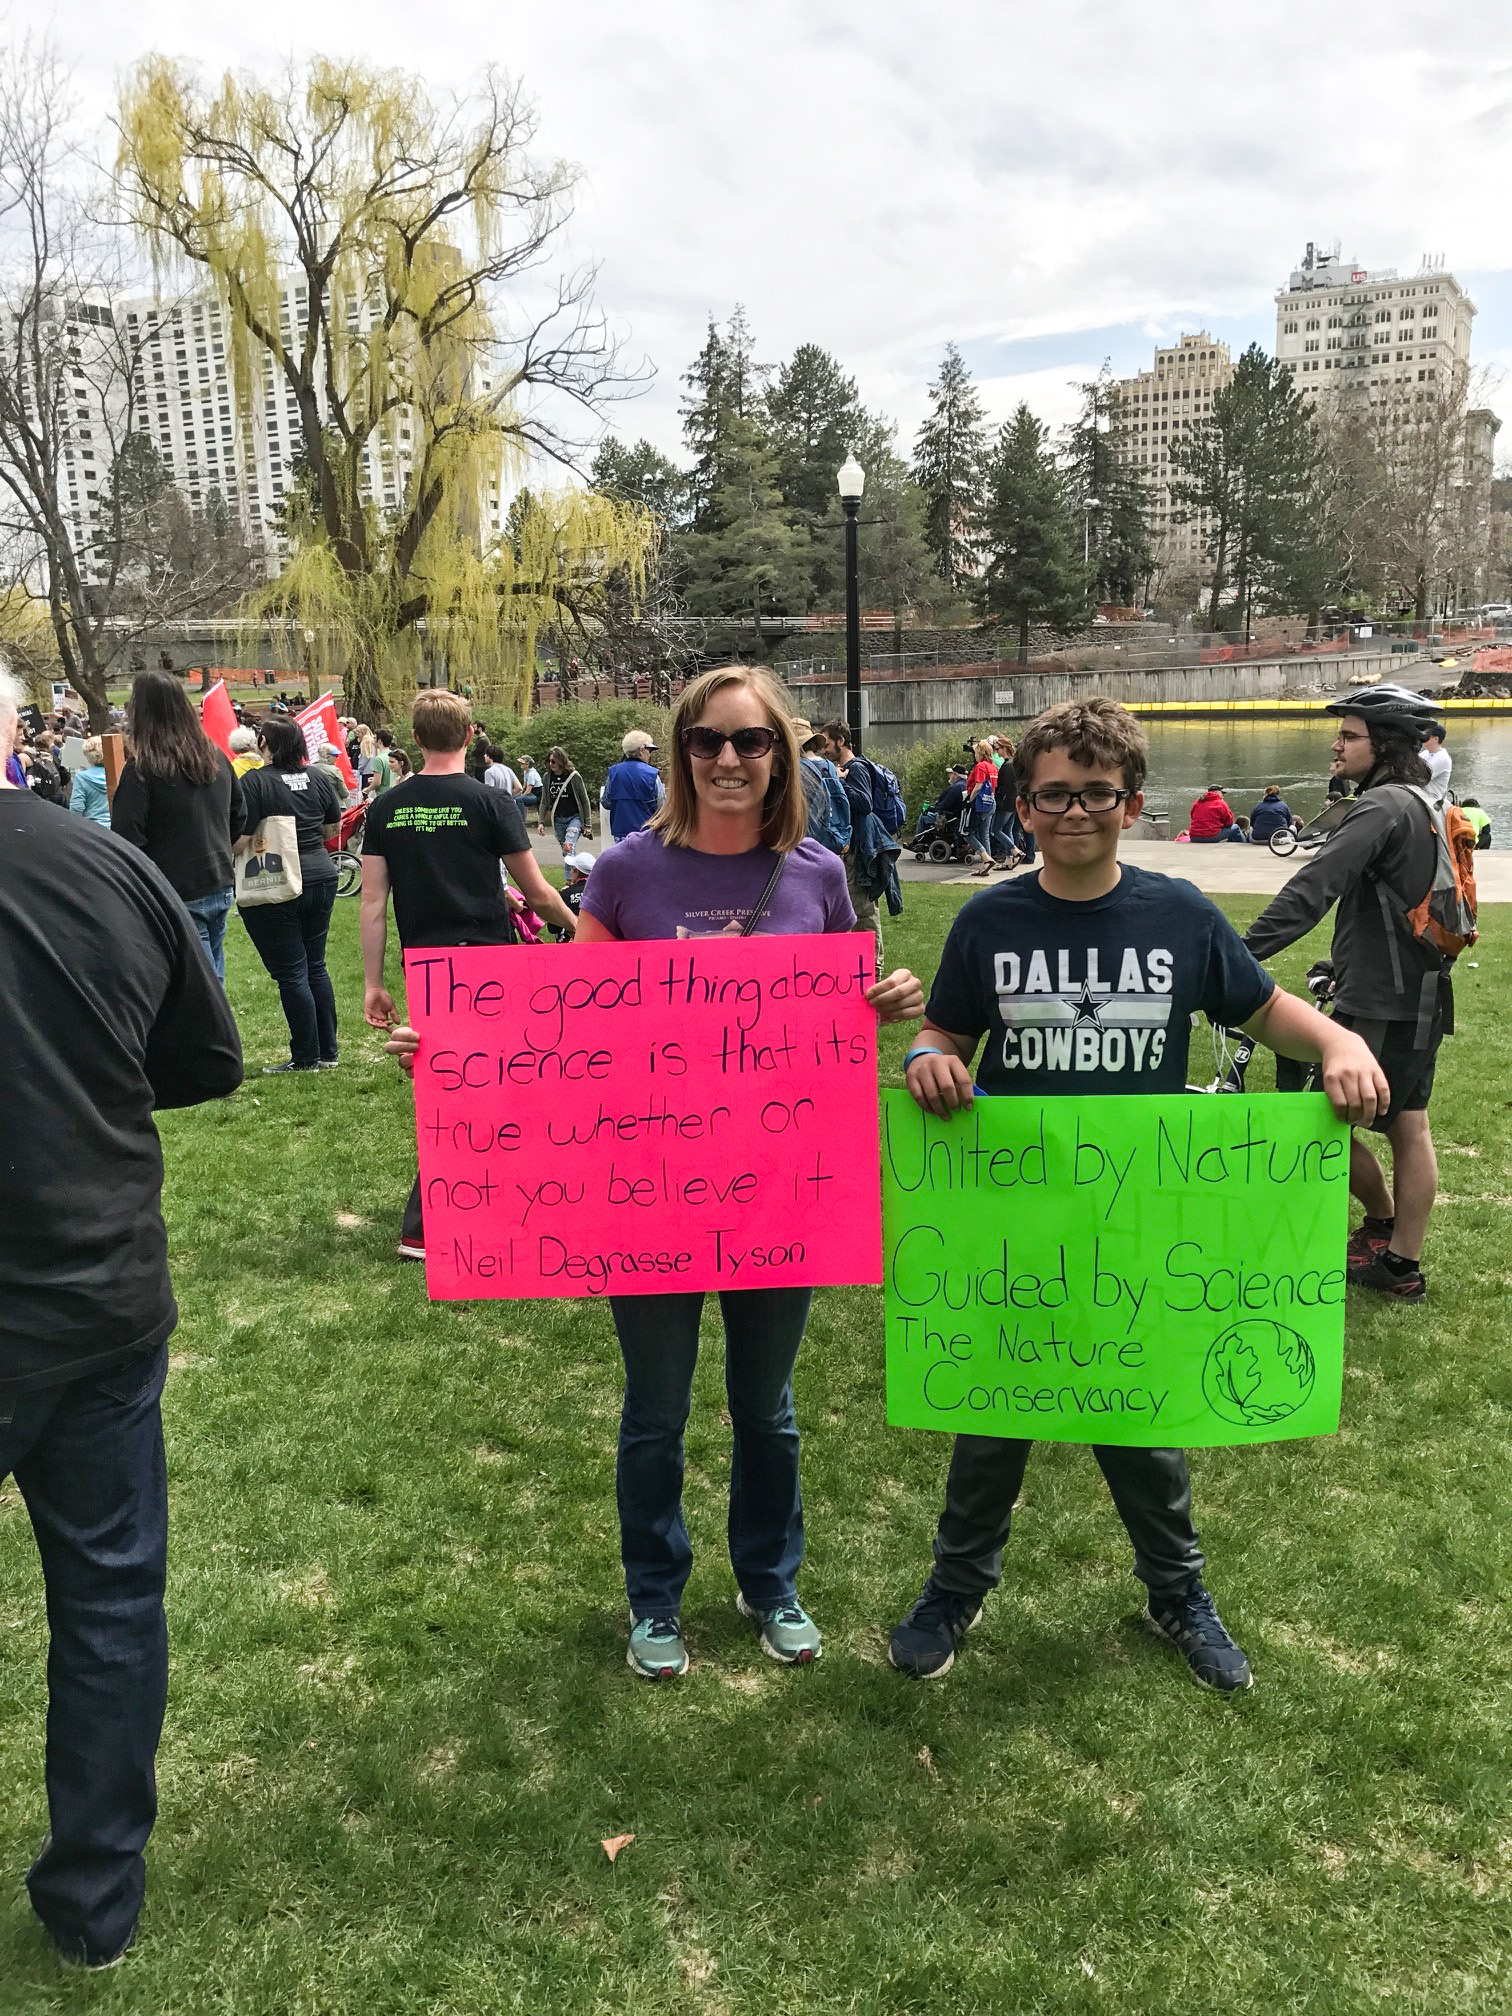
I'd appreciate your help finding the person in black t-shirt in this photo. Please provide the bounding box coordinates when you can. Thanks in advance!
[889,698,1388,1696]
[0,671,242,1969]
[234,716,344,1073]
[361,690,578,1261]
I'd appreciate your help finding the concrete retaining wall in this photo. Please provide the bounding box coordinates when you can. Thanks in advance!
[783,650,1403,728]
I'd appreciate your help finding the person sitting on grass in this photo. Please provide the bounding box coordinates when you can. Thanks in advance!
[888,697,1388,1695]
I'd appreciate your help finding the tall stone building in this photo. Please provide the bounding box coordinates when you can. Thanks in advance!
[1274,243,1474,403]
[1276,243,1498,606]
[1109,331,1235,577]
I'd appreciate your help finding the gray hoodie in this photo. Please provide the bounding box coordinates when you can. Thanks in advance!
[1244,778,1447,1033]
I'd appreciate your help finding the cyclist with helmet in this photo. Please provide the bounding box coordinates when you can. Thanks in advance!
[1244,684,1450,1303]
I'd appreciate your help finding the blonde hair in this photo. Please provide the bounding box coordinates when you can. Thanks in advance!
[411,690,472,753]
[652,664,807,854]
[82,735,103,764]
[973,738,994,761]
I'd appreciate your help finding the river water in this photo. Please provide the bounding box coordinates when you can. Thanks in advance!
[877,715,1512,845]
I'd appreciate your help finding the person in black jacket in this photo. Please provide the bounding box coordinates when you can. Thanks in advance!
[235,716,343,1073]
[111,670,245,982]
[0,667,243,1970]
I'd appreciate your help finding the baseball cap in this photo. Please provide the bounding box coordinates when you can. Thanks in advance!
[563,850,596,875]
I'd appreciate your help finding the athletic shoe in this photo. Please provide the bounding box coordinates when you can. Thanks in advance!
[627,1614,688,1681]
[1346,1218,1393,1272]
[887,1576,984,1679]
[396,1240,426,1263]
[1351,1254,1427,1302]
[316,1058,340,1070]
[55,1931,134,1971]
[1144,1583,1253,1691]
[262,1060,318,1074]
[736,1591,822,1665]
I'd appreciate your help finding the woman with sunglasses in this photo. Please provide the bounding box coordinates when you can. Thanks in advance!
[573,664,923,1681]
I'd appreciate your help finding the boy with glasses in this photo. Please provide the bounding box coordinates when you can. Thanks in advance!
[888,698,1387,1692]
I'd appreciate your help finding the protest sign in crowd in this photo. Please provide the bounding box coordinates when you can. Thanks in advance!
[0,659,1474,1968]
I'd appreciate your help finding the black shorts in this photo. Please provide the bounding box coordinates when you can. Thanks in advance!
[1333,1012,1442,1130]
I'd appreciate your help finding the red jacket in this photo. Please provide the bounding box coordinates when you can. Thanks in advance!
[1189,790,1234,839]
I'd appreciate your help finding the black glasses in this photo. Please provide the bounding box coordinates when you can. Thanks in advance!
[1026,784,1129,815]
[682,725,779,761]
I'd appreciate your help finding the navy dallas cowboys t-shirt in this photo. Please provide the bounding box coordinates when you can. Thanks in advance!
[925,864,1274,1096]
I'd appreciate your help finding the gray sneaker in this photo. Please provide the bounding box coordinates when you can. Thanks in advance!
[736,1591,822,1665]
[627,1614,688,1681]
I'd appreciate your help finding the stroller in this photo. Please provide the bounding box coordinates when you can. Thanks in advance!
[910,796,975,865]
[327,801,367,896]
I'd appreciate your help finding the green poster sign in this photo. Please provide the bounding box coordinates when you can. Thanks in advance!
[881,1091,1348,1448]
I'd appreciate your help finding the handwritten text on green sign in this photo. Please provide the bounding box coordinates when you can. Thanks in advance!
[881,1092,1348,1447]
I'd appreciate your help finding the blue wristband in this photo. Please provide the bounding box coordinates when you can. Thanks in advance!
[903,1046,947,1071]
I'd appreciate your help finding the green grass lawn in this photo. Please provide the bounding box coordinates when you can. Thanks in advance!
[2,886,1510,2014]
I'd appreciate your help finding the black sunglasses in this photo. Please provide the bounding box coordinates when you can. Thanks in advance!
[681,725,779,761]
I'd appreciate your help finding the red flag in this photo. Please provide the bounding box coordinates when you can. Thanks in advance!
[200,679,237,759]
[295,692,358,790]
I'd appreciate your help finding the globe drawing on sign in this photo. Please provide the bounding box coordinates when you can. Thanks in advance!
[1201,1320,1316,1427]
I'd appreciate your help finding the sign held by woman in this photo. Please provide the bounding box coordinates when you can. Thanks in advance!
[406,935,882,1298]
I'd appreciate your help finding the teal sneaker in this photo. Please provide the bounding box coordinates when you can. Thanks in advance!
[626,1614,688,1681]
[736,1591,822,1665]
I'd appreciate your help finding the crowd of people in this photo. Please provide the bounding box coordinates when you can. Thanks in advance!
[0,656,1479,1969]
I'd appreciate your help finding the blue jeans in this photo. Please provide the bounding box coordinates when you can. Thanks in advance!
[237,878,339,1066]
[553,812,584,859]
[968,795,994,858]
[990,794,1036,863]
[608,1288,812,1616]
[1,1346,168,1964]
[183,885,234,983]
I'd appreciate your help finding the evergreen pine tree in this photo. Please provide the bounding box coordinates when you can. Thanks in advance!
[680,317,733,532]
[766,343,864,520]
[979,403,1093,662]
[1061,363,1153,607]
[1169,344,1321,633]
[912,342,987,589]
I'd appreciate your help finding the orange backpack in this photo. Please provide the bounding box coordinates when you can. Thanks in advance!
[1373,785,1479,1044]
[1401,788,1479,961]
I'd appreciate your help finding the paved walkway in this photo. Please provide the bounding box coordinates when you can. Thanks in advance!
[524,827,1512,902]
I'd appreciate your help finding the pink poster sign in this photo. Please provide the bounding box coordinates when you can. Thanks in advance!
[405,934,882,1300]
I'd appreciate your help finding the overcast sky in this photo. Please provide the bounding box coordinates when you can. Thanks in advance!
[44,0,1512,473]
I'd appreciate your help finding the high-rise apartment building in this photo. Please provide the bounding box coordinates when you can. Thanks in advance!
[119,278,428,560]
[1274,243,1473,404]
[37,274,505,579]
[1109,332,1234,569]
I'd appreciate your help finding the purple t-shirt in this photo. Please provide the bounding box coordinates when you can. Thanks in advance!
[582,830,855,939]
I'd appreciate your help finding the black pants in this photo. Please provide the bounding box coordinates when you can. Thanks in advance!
[931,1434,1204,1599]
[0,1347,169,1963]
[239,879,339,1067]
[401,1176,424,1247]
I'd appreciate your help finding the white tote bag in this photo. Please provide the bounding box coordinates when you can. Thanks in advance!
[235,815,304,907]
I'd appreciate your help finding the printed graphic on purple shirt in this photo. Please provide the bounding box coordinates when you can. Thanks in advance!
[581,830,855,940]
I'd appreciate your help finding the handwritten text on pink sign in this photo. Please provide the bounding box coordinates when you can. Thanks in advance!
[406,935,881,1299]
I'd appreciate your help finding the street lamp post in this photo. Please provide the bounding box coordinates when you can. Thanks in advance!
[1083,495,1100,568]
[302,626,317,704]
[837,452,866,753]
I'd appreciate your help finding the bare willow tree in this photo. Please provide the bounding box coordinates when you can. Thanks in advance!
[115,56,655,720]
[1325,363,1500,618]
[0,39,255,725]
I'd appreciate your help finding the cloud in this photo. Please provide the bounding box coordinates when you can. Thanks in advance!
[54,0,1512,470]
